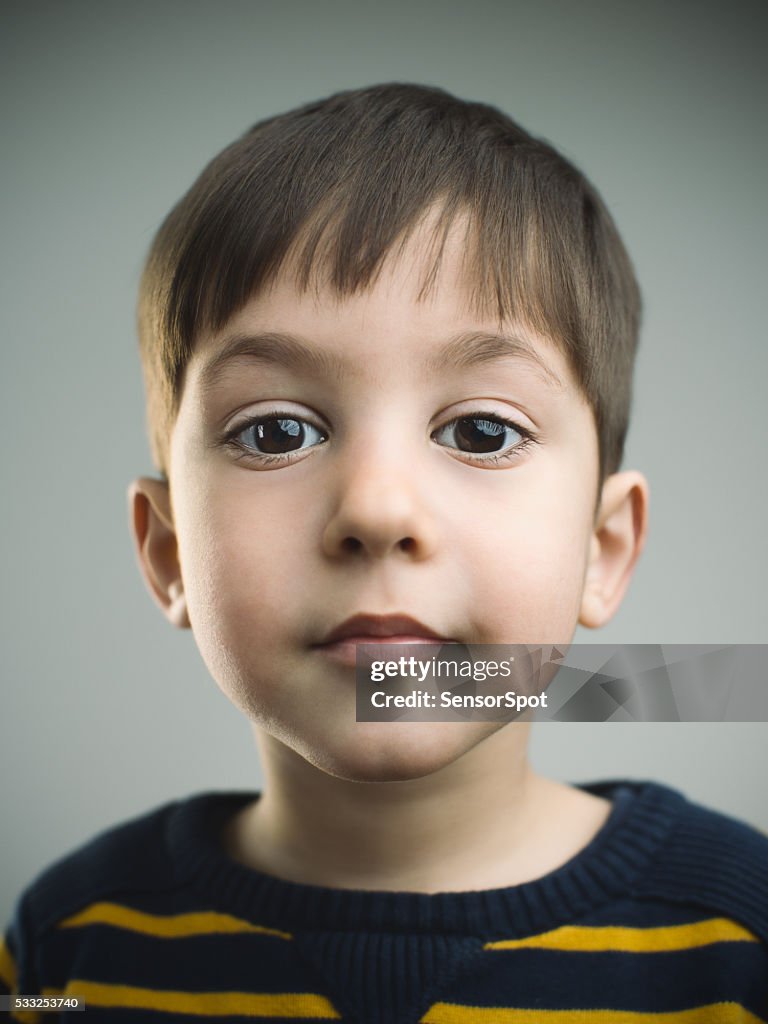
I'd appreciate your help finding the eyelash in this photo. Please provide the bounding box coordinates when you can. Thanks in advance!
[222,414,327,466]
[222,411,537,467]
[449,418,536,465]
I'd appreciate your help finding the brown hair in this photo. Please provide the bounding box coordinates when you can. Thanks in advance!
[138,83,641,481]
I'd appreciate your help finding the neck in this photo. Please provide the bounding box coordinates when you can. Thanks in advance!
[223,724,612,893]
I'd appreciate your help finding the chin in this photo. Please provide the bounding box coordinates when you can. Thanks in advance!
[296,720,500,784]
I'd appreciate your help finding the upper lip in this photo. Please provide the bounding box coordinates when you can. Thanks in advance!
[318,614,451,645]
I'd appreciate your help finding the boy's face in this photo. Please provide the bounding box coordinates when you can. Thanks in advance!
[136,221,644,783]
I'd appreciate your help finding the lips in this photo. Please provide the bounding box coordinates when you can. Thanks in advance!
[319,614,450,645]
[315,614,453,667]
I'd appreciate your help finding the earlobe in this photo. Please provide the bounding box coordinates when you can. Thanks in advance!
[579,471,649,629]
[166,580,190,630]
[127,477,191,629]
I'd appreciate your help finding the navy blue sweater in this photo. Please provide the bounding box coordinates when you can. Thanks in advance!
[2,780,768,1022]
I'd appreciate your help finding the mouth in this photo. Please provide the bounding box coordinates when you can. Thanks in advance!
[313,614,454,668]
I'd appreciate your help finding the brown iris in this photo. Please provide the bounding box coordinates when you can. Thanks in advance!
[253,418,305,454]
[453,417,507,453]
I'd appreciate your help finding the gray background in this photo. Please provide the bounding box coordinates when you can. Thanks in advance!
[2,0,766,925]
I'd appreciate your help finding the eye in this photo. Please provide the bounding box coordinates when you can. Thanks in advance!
[229,415,327,460]
[432,415,531,461]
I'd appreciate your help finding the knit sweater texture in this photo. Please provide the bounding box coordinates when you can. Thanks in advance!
[2,780,767,1023]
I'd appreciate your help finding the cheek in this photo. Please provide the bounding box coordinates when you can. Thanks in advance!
[172,474,312,670]
[457,480,593,642]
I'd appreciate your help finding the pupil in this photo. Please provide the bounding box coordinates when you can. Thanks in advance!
[256,418,303,453]
[455,417,505,453]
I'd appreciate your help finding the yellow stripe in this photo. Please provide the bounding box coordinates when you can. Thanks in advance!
[485,917,758,953]
[48,980,341,1018]
[0,941,40,1023]
[57,902,291,940]
[9,1010,43,1024]
[0,936,17,990]
[420,1003,764,1024]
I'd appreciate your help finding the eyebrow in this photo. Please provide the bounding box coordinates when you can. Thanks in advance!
[198,332,342,395]
[426,331,564,387]
[198,328,564,393]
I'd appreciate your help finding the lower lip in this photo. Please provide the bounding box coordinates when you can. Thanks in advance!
[315,636,449,668]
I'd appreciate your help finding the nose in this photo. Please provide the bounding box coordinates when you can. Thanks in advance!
[321,446,440,561]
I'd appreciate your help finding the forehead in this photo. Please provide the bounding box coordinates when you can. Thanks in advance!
[187,216,578,397]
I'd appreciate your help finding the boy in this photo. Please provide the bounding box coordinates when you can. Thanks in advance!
[2,84,767,1022]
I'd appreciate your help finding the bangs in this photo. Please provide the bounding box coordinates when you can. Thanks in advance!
[139,84,640,478]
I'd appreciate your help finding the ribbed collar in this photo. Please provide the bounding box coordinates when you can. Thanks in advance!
[165,780,683,940]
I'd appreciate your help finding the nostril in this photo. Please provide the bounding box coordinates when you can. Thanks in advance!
[338,535,416,556]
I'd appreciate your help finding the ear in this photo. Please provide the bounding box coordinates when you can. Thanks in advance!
[127,477,191,629]
[579,470,649,629]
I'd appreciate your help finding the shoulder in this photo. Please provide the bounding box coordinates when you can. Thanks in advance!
[630,783,768,943]
[10,791,237,941]
[14,798,179,939]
